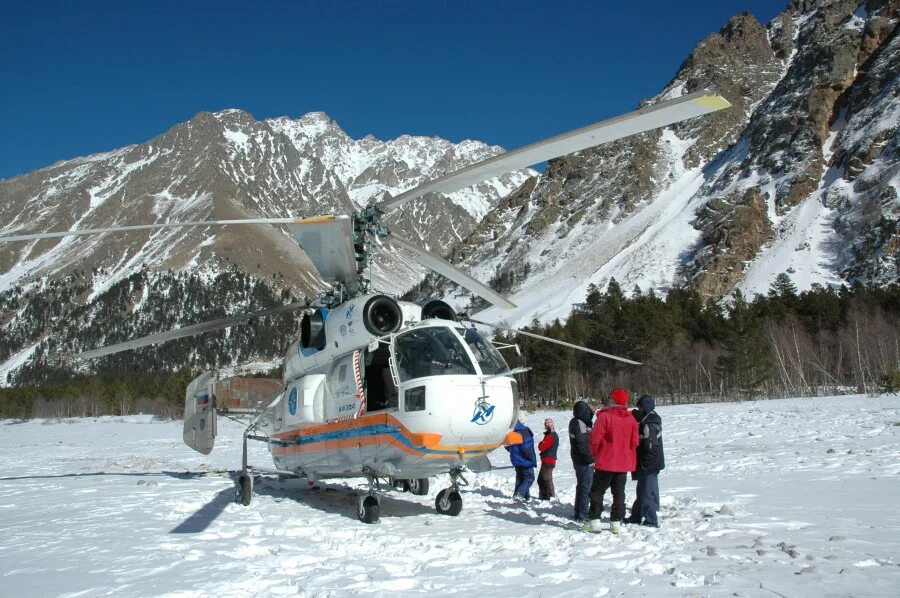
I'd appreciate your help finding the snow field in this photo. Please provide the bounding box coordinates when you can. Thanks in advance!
[1,395,899,596]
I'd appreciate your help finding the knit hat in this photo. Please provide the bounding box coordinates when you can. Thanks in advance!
[544,418,555,431]
[610,388,629,406]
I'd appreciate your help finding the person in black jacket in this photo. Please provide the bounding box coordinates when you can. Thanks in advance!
[625,395,665,527]
[568,400,594,521]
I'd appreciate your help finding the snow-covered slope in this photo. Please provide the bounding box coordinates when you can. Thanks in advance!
[0,109,532,297]
[0,111,531,381]
[429,0,898,327]
[2,395,898,595]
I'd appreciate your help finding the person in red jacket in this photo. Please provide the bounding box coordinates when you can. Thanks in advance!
[586,388,639,534]
[537,418,559,500]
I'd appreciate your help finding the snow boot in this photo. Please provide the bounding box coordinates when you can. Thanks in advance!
[610,521,622,534]
[582,519,604,533]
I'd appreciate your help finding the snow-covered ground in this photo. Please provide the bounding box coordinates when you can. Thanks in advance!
[2,395,899,596]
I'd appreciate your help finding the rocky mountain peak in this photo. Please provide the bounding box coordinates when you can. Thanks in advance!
[415,0,897,327]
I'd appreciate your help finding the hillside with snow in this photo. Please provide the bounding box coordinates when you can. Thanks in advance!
[0,0,897,382]
[0,109,531,298]
[422,0,898,327]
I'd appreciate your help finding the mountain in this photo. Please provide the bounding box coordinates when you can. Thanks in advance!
[0,109,531,297]
[2,0,897,384]
[416,0,898,327]
[0,111,530,384]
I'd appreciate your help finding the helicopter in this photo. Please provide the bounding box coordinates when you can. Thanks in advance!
[0,90,730,523]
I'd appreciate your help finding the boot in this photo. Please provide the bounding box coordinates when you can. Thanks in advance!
[582,519,604,533]
[610,521,622,534]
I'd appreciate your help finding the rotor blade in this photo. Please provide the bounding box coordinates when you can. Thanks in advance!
[468,318,641,365]
[76,302,306,360]
[390,234,516,310]
[378,90,731,213]
[0,215,337,244]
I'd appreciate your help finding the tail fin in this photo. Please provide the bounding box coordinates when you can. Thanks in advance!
[183,372,216,455]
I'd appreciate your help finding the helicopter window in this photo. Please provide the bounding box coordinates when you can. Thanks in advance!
[462,328,509,376]
[338,364,348,382]
[393,327,476,382]
[405,386,426,412]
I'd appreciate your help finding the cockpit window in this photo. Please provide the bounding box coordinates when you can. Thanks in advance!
[393,327,476,382]
[463,328,509,376]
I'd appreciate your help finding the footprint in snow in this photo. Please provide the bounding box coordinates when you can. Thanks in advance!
[500,567,526,577]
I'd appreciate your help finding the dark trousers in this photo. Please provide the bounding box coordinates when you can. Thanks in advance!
[629,472,659,524]
[573,464,593,519]
[588,470,627,521]
[514,466,535,499]
[537,462,555,499]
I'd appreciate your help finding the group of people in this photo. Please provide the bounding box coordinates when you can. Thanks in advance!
[505,388,665,533]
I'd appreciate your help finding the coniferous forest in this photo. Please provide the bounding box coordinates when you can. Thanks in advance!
[0,271,898,418]
[498,276,900,407]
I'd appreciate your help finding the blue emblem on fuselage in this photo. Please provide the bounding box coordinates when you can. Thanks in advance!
[471,399,495,425]
[288,387,298,416]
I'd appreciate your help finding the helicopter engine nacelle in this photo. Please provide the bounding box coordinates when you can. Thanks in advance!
[283,294,405,381]
[327,294,404,352]
[420,299,457,321]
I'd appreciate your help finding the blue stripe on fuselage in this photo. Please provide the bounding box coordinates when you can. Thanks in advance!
[287,423,468,456]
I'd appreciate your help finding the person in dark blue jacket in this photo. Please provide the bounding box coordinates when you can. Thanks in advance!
[505,412,537,500]
[625,395,665,527]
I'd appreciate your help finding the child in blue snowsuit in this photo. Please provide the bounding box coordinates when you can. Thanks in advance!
[626,395,665,527]
[506,413,537,500]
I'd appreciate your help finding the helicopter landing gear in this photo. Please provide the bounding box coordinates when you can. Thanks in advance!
[236,472,253,506]
[359,470,382,524]
[358,493,380,523]
[390,477,429,496]
[435,468,467,516]
[407,477,429,496]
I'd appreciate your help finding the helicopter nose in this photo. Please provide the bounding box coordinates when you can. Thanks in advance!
[448,382,514,442]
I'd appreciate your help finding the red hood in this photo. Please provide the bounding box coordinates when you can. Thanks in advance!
[605,406,632,418]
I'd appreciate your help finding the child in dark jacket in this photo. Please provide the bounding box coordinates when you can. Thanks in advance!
[626,394,665,527]
[537,418,559,500]
[506,413,537,500]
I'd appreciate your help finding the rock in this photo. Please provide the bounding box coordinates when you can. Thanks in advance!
[137,480,146,486]
[718,505,736,516]
[829,535,846,541]
[757,549,767,556]
[146,480,158,487]
[788,549,801,559]
[826,448,835,453]
[707,545,719,556]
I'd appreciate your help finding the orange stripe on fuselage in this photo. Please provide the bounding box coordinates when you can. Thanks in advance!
[273,412,500,450]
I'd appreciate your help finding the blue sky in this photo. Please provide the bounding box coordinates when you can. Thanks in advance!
[0,0,787,179]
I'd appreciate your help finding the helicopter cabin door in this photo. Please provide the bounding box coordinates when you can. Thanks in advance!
[363,343,397,413]
[323,351,365,471]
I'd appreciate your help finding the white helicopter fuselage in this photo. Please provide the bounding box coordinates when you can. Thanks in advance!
[257,296,520,481]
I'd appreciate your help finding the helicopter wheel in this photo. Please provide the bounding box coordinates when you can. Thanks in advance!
[236,473,253,506]
[358,493,380,524]
[391,477,409,492]
[435,488,462,516]
[408,478,429,496]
